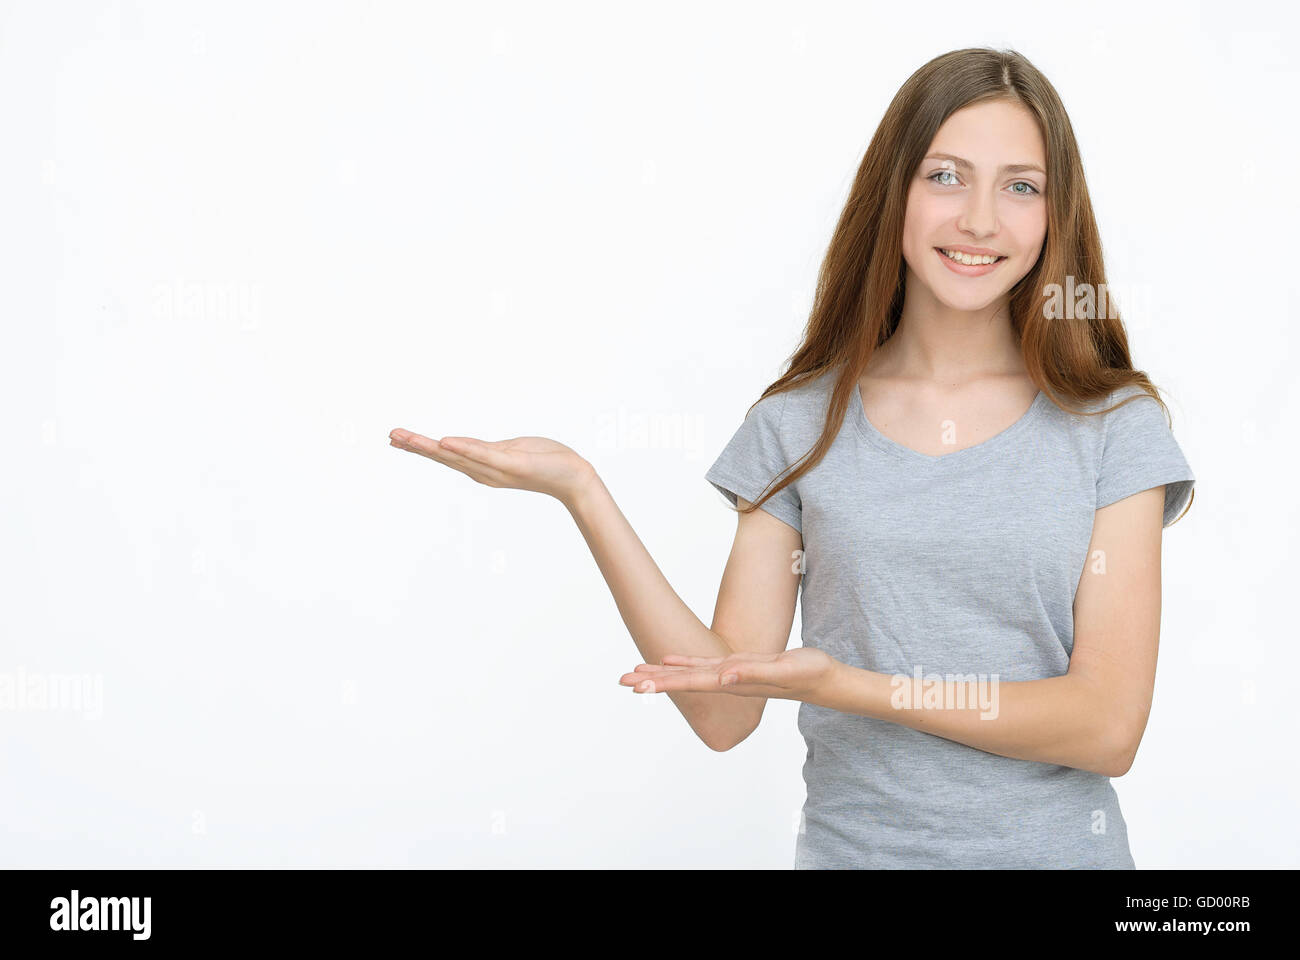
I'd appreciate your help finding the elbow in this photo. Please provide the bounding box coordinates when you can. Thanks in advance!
[692,701,762,751]
[1107,739,1140,778]
[1075,678,1149,777]
[1095,722,1143,778]
[702,723,757,753]
[1097,750,1134,779]
[703,731,741,752]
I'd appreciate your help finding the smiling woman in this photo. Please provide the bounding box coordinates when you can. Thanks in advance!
[388,46,1195,871]
[904,101,1047,299]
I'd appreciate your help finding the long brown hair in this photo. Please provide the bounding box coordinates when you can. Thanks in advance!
[739,46,1193,525]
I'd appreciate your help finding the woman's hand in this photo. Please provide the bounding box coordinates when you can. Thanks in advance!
[619,648,840,704]
[388,429,597,506]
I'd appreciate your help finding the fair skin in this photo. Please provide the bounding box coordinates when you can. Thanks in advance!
[388,98,1167,777]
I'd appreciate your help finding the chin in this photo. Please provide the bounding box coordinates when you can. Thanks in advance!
[943,298,1000,313]
[928,280,1007,312]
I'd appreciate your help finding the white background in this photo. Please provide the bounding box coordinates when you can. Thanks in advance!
[1,0,1295,868]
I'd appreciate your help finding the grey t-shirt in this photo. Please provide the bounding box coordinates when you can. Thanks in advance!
[704,366,1195,869]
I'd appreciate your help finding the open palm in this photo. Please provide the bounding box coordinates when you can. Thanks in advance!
[619,647,837,702]
[388,429,595,504]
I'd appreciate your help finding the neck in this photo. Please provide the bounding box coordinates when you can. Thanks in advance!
[872,272,1026,385]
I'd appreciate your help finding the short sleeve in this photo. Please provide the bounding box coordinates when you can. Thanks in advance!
[705,390,803,534]
[1095,387,1195,527]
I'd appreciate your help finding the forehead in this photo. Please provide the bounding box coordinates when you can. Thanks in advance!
[926,100,1045,166]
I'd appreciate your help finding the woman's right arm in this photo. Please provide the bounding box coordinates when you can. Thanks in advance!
[565,473,803,751]
[387,428,802,751]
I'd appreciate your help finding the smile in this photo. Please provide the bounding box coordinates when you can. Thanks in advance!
[934,247,1007,276]
[938,247,1006,265]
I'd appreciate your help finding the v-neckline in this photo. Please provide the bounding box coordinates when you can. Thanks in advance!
[852,381,1048,470]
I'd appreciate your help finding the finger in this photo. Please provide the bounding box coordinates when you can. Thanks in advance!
[618,665,693,684]
[628,663,692,674]
[660,654,725,667]
[390,430,509,487]
[637,661,713,672]
[389,428,444,454]
[390,430,466,466]
[625,670,731,694]
[619,670,703,691]
[624,671,781,697]
[436,436,513,472]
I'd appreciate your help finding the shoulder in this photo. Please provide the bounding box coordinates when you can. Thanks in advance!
[1097,384,1177,440]
[729,368,835,432]
[1033,382,1183,475]
[760,367,850,449]
[1038,383,1173,433]
[1087,382,1194,523]
[775,365,862,415]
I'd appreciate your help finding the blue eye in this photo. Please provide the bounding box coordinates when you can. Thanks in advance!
[928,170,1041,195]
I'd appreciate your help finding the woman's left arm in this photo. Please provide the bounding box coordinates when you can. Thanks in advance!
[817,484,1164,777]
[624,485,1168,778]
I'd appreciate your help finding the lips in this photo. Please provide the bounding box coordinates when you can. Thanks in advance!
[937,246,1006,265]
[933,246,1006,276]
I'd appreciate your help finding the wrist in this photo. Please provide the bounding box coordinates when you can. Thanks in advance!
[810,659,887,718]
[562,462,604,515]
[810,657,854,711]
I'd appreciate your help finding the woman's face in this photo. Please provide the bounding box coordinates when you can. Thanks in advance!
[900,98,1048,313]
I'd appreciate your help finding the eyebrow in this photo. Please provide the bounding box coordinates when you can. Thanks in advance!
[924,153,1046,176]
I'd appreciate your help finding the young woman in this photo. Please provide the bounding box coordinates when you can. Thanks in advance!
[389,47,1195,869]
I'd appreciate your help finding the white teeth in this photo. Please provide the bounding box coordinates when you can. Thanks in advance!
[941,248,1002,266]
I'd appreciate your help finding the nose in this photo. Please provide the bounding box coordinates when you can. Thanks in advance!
[956,186,999,238]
